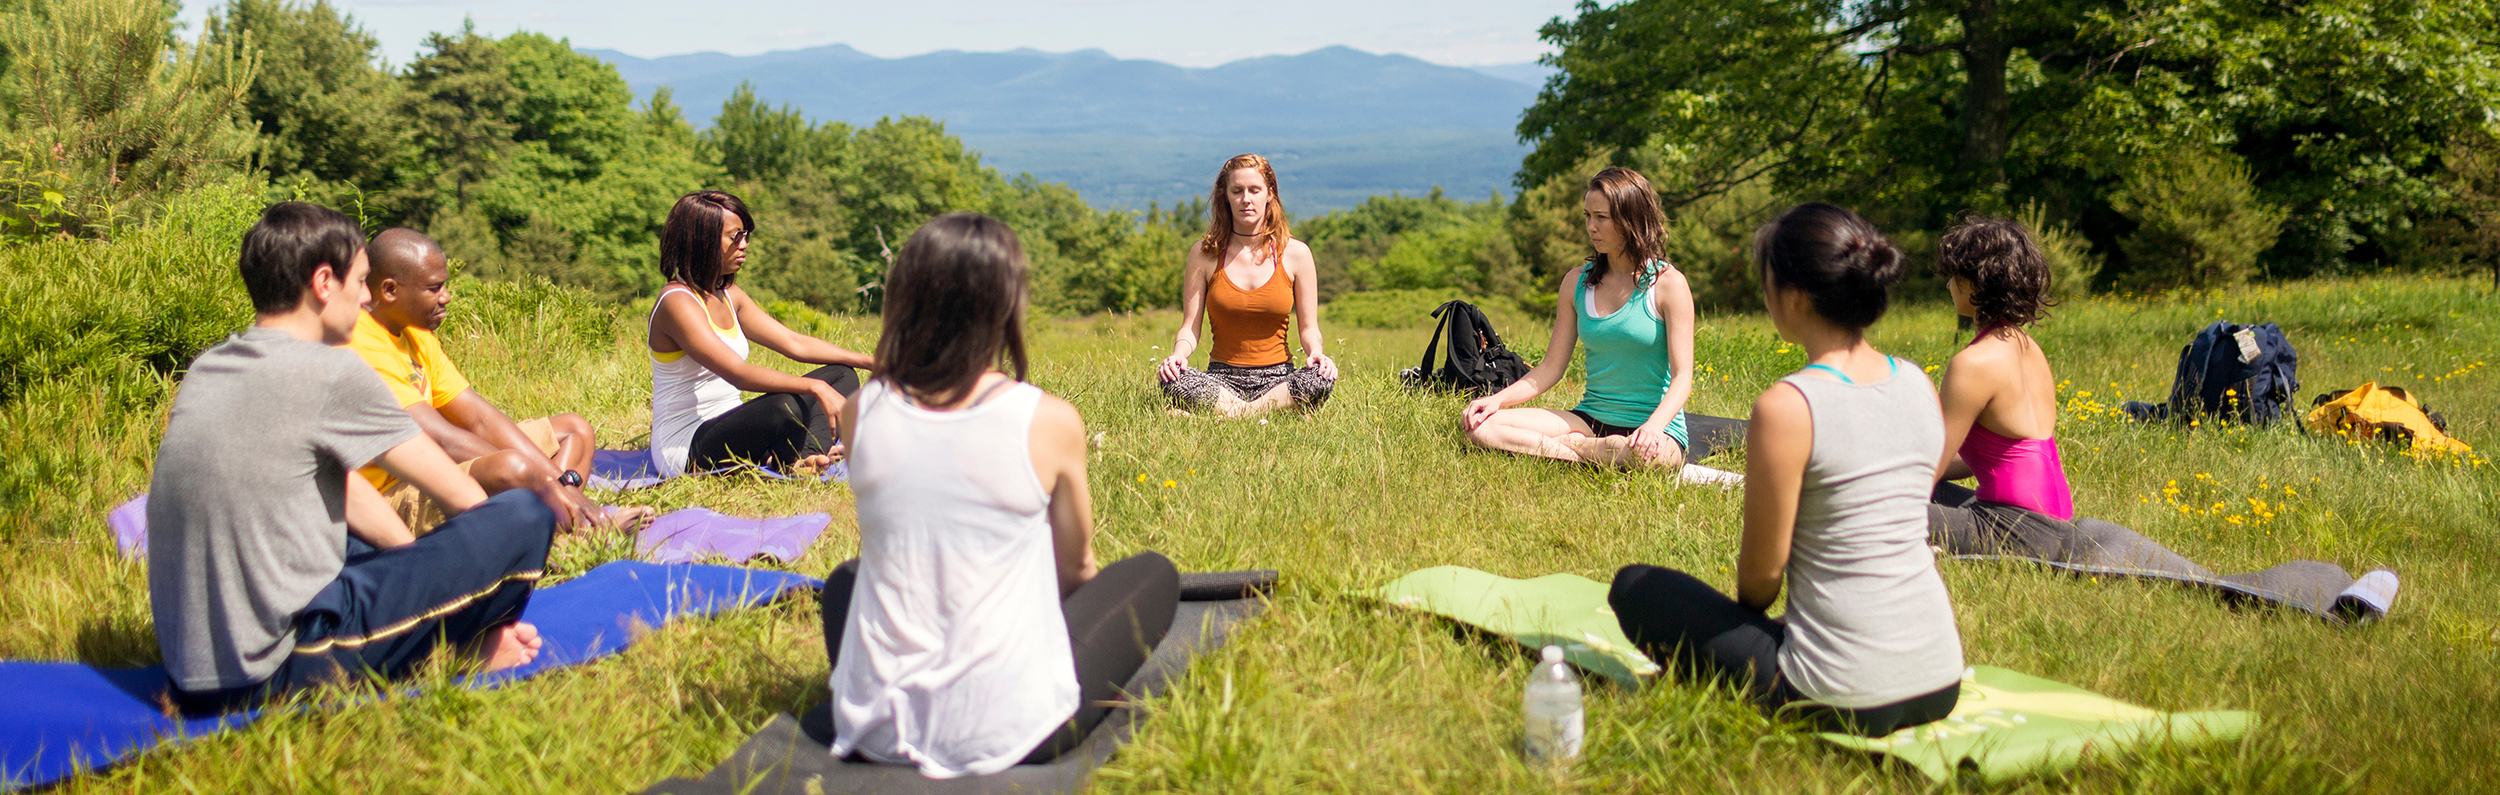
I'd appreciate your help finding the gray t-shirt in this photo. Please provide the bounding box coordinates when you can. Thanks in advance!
[1775,361,1966,708]
[149,326,417,691]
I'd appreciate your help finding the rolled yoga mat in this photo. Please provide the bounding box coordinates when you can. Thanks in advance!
[1929,482,2398,624]
[638,570,1278,795]
[1369,565,2255,783]
[0,562,823,791]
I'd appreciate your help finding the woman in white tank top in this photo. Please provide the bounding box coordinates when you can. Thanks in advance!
[1607,203,1964,737]
[819,212,1181,778]
[646,191,874,478]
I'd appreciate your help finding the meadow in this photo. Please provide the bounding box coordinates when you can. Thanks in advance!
[3,245,2496,791]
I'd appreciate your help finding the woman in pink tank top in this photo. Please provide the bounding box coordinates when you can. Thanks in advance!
[1923,217,2398,623]
[1931,218,2072,518]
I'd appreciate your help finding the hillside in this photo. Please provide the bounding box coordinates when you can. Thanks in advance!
[582,45,1542,211]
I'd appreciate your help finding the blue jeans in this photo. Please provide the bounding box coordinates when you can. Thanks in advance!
[175,489,555,713]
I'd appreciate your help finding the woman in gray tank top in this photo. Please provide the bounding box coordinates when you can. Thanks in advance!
[1608,203,1964,737]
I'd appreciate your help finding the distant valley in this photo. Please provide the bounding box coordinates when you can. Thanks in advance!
[582,44,1554,212]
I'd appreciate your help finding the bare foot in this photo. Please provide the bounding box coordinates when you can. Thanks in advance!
[479,621,543,672]
[1166,407,1195,418]
[603,504,658,532]
[790,453,837,476]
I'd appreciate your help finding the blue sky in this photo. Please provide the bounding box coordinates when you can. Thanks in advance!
[177,0,1585,68]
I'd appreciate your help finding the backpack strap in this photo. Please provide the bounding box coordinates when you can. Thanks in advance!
[1420,300,1463,375]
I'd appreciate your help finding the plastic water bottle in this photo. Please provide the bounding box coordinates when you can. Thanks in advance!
[1522,645,1584,763]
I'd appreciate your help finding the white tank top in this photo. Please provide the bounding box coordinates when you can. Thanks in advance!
[648,286,748,478]
[830,378,1075,778]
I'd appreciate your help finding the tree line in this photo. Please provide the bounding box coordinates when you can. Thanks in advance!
[2,0,2493,323]
[1515,0,2500,299]
[0,0,1203,314]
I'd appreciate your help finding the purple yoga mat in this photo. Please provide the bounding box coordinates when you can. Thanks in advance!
[107,496,830,565]
[638,507,832,564]
[107,496,147,558]
[589,449,847,491]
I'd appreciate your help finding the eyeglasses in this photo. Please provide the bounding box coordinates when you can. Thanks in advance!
[728,230,751,244]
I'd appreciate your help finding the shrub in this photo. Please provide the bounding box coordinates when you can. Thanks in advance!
[0,181,262,538]
[2113,150,2287,290]
[2015,202,2104,300]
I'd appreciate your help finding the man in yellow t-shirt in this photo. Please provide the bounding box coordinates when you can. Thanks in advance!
[347,228,651,533]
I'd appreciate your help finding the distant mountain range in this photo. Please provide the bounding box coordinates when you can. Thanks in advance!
[581,44,1555,211]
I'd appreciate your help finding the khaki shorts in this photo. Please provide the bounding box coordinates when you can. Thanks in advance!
[384,417,561,535]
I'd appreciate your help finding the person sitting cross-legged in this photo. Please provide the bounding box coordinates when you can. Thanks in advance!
[151,202,576,713]
[347,227,653,534]
[1609,204,1962,737]
[822,213,1181,777]
[1462,167,1699,470]
[1154,153,1338,418]
[647,190,874,478]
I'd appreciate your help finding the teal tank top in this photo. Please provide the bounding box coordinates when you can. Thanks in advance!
[1572,261,1689,447]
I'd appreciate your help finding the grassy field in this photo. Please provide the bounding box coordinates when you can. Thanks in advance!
[4,275,2497,793]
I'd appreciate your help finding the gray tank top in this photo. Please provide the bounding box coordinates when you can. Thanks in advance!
[1774,359,1965,708]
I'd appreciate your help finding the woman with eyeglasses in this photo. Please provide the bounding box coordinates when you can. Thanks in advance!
[647,190,875,478]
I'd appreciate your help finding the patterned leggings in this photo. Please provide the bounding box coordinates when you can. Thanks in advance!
[1164,361,1335,410]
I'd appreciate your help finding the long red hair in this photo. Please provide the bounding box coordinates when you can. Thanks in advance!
[1199,154,1290,262]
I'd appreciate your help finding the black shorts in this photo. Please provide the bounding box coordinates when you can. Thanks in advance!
[1569,409,1644,439]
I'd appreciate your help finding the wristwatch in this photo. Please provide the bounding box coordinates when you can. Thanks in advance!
[558,469,583,488]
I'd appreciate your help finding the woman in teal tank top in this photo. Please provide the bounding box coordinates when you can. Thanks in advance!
[1460,167,1698,470]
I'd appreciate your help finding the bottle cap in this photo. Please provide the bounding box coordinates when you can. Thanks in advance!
[1541,645,1564,663]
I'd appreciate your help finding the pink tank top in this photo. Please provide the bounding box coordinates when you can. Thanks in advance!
[1959,324,2076,520]
[1961,425,2075,520]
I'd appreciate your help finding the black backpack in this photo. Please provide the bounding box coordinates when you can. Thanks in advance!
[2122,320,2301,426]
[1401,300,1530,397]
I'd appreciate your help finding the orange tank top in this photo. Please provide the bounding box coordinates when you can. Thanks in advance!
[1206,254,1293,367]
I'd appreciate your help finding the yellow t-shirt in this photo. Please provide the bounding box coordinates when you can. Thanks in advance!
[344,312,471,490]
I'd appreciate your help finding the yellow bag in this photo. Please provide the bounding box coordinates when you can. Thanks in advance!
[2305,382,2471,455]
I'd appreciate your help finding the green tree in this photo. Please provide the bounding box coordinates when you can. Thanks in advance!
[205,0,406,200]
[1518,0,2500,285]
[711,82,848,183]
[0,0,258,236]
[399,20,515,217]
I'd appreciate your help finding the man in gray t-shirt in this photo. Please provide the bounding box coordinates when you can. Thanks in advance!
[150,202,562,710]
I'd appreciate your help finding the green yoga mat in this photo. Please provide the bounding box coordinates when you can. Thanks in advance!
[1370,565,2257,783]
[1371,565,1661,688]
[1825,666,2255,783]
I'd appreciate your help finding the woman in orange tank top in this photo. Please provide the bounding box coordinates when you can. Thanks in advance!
[1155,154,1338,417]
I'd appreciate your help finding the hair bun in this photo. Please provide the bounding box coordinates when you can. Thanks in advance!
[1862,239,1905,285]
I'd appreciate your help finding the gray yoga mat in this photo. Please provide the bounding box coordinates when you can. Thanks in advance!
[1929,483,2397,624]
[640,571,1273,795]
[1684,413,1748,463]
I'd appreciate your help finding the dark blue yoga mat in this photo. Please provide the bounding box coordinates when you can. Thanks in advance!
[0,561,821,791]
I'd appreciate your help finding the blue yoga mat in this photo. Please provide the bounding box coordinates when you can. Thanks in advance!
[0,561,821,791]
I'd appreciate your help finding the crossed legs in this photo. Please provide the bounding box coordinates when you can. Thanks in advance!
[1464,408,1686,469]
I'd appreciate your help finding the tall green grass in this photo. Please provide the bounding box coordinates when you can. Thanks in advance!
[1,218,2494,792]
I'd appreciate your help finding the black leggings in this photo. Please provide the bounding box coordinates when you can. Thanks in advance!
[821,552,1181,764]
[688,365,858,472]
[1608,565,1958,737]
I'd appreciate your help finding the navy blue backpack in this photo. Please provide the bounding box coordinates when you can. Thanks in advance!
[2123,321,2301,426]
